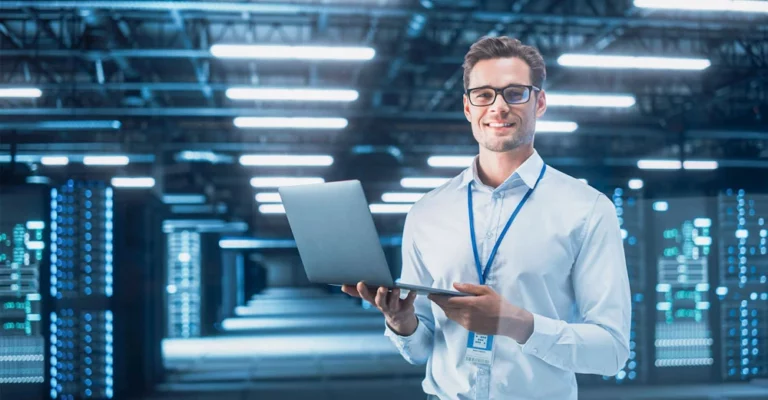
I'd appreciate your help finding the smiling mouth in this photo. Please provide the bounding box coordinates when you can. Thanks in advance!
[485,122,516,128]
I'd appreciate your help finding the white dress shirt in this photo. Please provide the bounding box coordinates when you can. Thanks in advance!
[384,150,631,400]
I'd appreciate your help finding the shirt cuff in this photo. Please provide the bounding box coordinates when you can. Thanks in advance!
[520,312,562,357]
[384,316,428,352]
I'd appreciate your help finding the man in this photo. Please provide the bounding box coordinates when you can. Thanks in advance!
[342,36,631,400]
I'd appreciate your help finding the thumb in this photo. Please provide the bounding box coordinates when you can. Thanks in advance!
[453,282,488,295]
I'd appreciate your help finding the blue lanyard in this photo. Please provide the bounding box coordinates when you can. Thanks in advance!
[468,164,547,285]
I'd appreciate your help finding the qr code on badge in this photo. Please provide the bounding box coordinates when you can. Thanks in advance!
[472,334,488,348]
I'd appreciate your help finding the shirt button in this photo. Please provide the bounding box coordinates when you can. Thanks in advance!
[486,232,493,239]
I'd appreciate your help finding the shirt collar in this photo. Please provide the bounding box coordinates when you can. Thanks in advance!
[459,150,544,191]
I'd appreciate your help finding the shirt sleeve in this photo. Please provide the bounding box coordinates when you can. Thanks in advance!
[520,193,632,376]
[383,208,436,365]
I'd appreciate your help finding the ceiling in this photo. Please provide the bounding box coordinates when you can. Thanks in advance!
[0,0,767,235]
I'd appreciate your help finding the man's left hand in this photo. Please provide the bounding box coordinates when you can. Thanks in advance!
[428,283,534,343]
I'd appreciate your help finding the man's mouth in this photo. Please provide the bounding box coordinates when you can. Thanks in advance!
[485,122,515,128]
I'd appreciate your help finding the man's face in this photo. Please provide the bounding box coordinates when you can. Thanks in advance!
[463,57,547,153]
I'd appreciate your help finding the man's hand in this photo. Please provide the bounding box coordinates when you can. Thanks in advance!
[341,282,419,336]
[428,283,534,343]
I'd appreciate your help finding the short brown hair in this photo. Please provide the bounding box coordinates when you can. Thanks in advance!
[462,36,546,91]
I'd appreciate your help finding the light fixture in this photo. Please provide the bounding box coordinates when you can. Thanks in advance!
[427,156,474,168]
[83,156,130,166]
[546,93,636,108]
[226,87,358,102]
[233,117,348,129]
[249,177,325,188]
[239,155,334,166]
[653,201,669,212]
[40,156,69,166]
[683,160,719,170]
[628,179,644,190]
[255,193,282,203]
[0,88,42,98]
[111,177,155,188]
[369,204,412,214]
[400,177,450,189]
[557,54,711,71]
[634,0,768,13]
[210,44,376,61]
[536,121,579,133]
[637,160,683,170]
[258,204,286,214]
[381,192,426,203]
[162,194,207,205]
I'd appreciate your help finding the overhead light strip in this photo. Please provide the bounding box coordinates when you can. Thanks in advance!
[211,44,376,61]
[558,54,711,70]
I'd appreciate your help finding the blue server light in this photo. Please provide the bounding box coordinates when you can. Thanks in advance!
[49,182,116,398]
[718,189,768,381]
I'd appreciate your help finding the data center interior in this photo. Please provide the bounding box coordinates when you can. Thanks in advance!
[1,1,768,400]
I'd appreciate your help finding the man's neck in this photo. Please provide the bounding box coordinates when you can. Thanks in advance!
[476,145,535,188]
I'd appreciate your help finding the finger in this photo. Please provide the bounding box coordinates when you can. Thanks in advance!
[388,288,401,311]
[357,282,376,304]
[453,282,488,295]
[375,287,390,311]
[341,285,360,298]
[402,290,417,309]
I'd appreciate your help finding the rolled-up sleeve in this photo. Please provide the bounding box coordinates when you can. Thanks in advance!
[520,194,632,376]
[383,209,435,365]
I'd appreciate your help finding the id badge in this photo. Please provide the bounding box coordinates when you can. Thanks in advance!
[464,331,494,367]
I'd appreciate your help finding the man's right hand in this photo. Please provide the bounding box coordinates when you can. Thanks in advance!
[341,282,419,336]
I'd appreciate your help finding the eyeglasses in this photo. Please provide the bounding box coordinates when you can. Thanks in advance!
[465,84,541,106]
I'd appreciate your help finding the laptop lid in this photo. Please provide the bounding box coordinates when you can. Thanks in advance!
[278,180,396,288]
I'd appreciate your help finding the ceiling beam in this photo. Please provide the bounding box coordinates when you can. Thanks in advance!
[2,2,765,33]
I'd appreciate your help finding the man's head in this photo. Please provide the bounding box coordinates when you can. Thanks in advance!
[462,36,547,153]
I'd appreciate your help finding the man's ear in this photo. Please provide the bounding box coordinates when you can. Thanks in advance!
[463,94,472,122]
[535,90,547,119]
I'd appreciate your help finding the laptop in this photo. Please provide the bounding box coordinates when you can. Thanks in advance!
[278,180,470,297]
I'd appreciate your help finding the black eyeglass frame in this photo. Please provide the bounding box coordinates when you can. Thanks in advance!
[464,84,542,106]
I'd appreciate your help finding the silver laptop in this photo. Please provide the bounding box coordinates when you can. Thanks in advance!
[278,180,470,297]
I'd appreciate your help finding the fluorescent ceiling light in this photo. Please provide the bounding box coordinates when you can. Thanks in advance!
[255,193,282,203]
[83,155,130,166]
[210,44,376,61]
[226,87,358,102]
[259,204,286,214]
[239,155,334,166]
[427,156,474,168]
[40,156,69,166]
[557,54,711,71]
[637,159,682,170]
[250,177,325,188]
[628,179,644,190]
[536,121,578,133]
[162,194,206,204]
[111,177,155,188]
[400,177,450,189]
[234,117,348,129]
[0,88,42,98]
[175,151,233,164]
[683,160,719,170]
[370,204,412,214]
[381,192,426,203]
[546,93,636,108]
[634,0,768,13]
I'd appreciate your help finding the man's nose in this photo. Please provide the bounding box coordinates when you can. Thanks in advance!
[488,92,510,113]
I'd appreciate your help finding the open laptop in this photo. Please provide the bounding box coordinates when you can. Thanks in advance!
[278,180,470,297]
